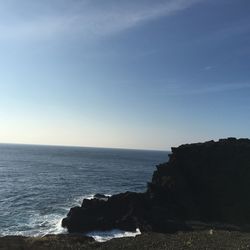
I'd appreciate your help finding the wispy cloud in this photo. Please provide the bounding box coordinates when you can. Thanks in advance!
[204,66,214,71]
[0,0,203,41]
[161,82,250,96]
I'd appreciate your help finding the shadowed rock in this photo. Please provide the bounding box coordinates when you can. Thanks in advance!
[62,192,152,232]
[62,138,250,233]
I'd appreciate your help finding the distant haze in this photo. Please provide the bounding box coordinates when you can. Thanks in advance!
[0,0,249,150]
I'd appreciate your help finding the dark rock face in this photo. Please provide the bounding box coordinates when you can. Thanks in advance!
[148,138,250,225]
[62,138,250,233]
[62,192,151,233]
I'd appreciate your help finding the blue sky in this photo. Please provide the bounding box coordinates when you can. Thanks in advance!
[0,0,250,150]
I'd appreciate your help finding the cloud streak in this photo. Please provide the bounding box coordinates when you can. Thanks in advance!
[0,0,203,41]
[161,82,250,96]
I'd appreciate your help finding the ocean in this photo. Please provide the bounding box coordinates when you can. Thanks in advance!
[0,143,168,240]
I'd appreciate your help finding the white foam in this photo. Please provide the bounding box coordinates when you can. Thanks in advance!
[26,193,113,237]
[73,194,95,206]
[1,193,122,238]
[13,213,67,237]
[86,228,141,242]
[25,194,112,237]
[73,194,112,206]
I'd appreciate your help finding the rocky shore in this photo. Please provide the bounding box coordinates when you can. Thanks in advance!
[3,138,250,249]
[62,138,250,234]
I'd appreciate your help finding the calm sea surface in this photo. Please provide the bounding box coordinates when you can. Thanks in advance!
[0,144,168,236]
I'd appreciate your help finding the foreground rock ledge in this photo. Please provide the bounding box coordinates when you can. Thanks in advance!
[1,231,250,250]
[62,138,250,233]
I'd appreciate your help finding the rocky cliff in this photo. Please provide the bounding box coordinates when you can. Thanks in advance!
[62,138,250,233]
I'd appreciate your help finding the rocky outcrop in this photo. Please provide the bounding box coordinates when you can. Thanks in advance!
[62,138,250,233]
[148,138,250,225]
[62,192,151,233]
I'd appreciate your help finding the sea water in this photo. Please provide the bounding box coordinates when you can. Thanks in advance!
[0,143,168,240]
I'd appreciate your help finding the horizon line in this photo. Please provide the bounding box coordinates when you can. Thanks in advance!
[0,141,169,152]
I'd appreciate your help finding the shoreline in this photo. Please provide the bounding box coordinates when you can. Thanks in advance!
[0,227,141,243]
[3,138,250,249]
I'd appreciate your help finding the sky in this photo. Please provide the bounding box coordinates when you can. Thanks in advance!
[0,0,250,150]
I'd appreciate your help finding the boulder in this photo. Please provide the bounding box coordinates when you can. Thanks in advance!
[62,192,151,233]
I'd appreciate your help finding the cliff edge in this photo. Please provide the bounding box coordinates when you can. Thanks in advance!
[62,138,250,233]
